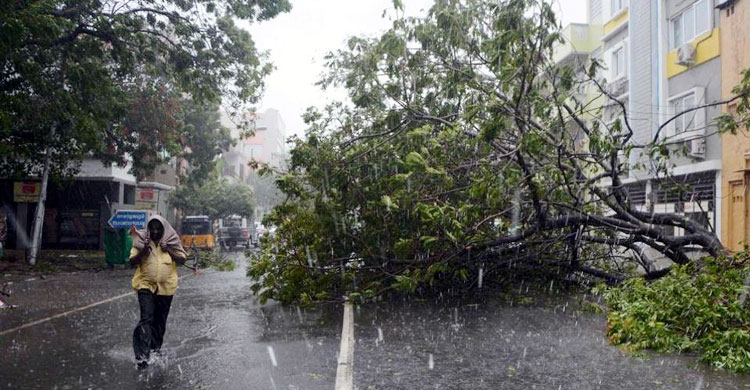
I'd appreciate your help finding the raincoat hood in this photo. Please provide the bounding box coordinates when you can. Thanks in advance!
[130,214,184,252]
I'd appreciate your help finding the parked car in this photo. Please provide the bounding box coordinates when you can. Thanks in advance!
[217,215,254,250]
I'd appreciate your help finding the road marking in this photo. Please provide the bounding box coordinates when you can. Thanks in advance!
[334,301,354,390]
[0,273,193,337]
[0,291,135,337]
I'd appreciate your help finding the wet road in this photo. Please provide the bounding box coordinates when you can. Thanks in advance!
[4,254,750,389]
[354,295,750,390]
[1,253,341,390]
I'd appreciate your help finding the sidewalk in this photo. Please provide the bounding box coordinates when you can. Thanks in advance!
[1,249,109,277]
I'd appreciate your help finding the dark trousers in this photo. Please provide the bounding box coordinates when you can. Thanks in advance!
[133,289,173,360]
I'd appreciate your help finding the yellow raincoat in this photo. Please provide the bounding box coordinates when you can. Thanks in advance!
[129,243,186,296]
[129,215,187,296]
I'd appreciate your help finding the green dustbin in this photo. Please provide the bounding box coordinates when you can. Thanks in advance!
[104,228,133,265]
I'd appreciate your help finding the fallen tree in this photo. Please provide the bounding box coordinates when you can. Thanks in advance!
[248,0,750,304]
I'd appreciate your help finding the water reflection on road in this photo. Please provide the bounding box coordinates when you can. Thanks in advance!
[354,293,750,390]
[3,254,750,389]
[1,253,339,390]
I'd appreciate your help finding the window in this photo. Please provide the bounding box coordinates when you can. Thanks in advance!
[670,92,696,134]
[611,0,625,16]
[695,0,710,34]
[684,7,695,41]
[671,0,712,49]
[672,14,682,49]
[612,46,625,79]
[668,87,706,137]
[606,40,628,82]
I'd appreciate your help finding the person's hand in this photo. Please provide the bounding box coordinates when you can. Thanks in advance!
[159,241,168,251]
[140,237,151,255]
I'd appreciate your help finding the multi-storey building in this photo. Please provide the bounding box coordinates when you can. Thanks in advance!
[556,0,726,250]
[718,0,750,251]
[246,108,288,170]
[220,108,288,184]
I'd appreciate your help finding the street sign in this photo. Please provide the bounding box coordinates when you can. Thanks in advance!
[13,182,40,202]
[135,187,159,211]
[108,210,149,229]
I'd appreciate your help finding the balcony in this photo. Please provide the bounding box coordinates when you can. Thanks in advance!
[552,23,601,65]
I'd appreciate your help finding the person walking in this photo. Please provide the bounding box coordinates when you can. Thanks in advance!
[129,215,187,369]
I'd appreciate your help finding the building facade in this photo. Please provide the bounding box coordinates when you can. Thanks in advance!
[220,108,288,184]
[246,108,288,170]
[0,158,178,251]
[557,0,727,249]
[719,0,750,251]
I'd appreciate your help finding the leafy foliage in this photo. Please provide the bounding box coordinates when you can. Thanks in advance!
[202,252,236,272]
[170,178,254,221]
[0,0,290,179]
[246,168,285,216]
[599,255,750,373]
[179,101,234,185]
[247,0,749,305]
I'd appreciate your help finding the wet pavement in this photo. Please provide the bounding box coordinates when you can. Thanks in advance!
[1,253,340,390]
[353,294,750,390]
[4,254,750,389]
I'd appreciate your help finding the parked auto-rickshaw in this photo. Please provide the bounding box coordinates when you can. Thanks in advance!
[180,215,214,250]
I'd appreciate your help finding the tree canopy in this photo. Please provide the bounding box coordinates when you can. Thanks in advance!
[248,0,750,305]
[170,178,254,221]
[0,0,290,179]
[178,101,234,185]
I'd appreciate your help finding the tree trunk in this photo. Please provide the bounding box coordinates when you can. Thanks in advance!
[28,151,51,266]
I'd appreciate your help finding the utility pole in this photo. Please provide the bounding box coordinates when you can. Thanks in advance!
[28,147,51,266]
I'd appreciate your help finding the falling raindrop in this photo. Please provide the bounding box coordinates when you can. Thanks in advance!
[267,346,278,367]
[478,266,484,289]
[305,246,314,268]
[511,188,521,235]
[377,327,384,343]
[428,354,434,370]
[739,274,750,307]
[333,212,341,235]
[694,375,704,390]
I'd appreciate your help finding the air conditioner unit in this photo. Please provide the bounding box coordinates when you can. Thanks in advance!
[676,43,696,66]
[608,77,629,97]
[688,138,706,159]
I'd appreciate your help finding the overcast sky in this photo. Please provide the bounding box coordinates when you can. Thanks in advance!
[246,0,588,138]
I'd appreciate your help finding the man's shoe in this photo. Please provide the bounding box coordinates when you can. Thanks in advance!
[136,359,149,370]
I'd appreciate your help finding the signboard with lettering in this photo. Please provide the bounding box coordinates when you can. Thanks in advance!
[108,210,150,229]
[13,182,41,202]
[136,188,155,202]
[135,188,159,211]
